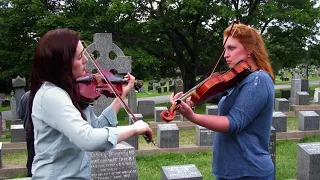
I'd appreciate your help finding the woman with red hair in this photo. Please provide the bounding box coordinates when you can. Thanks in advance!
[171,23,275,180]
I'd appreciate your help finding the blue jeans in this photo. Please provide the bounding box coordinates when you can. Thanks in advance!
[215,171,274,180]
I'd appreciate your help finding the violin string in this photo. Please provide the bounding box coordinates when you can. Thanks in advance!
[209,49,226,77]
[82,41,156,145]
[81,41,134,123]
[209,22,238,77]
[178,22,239,103]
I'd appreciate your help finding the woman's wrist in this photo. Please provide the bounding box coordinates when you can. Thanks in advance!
[130,123,138,135]
[186,112,196,123]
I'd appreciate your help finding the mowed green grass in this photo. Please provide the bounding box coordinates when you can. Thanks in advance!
[5,134,320,179]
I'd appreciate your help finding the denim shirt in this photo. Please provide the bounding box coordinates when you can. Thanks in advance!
[31,82,120,180]
[213,71,274,179]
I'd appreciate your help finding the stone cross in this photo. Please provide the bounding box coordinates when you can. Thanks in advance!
[86,33,138,178]
[85,33,132,115]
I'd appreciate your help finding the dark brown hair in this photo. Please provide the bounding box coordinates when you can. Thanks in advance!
[28,28,86,132]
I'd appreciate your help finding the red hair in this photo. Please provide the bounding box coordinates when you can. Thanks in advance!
[224,24,274,81]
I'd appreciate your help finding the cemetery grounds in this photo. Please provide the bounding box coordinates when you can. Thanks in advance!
[1,78,320,179]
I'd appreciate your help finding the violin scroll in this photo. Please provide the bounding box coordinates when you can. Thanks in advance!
[160,107,176,123]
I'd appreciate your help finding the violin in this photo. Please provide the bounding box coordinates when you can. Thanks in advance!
[160,21,250,123]
[80,40,155,145]
[77,70,142,104]
[160,60,252,122]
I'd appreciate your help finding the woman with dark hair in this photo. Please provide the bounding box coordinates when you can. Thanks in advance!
[29,28,152,179]
[171,23,275,179]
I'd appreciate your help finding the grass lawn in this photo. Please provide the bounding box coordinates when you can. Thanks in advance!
[2,79,320,179]
[0,106,10,111]
[4,133,320,179]
[1,101,317,179]
[137,134,318,180]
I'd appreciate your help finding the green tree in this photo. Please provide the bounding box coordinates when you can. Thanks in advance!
[1,0,319,94]
[0,0,114,92]
[0,0,46,92]
[263,0,320,73]
[99,0,320,91]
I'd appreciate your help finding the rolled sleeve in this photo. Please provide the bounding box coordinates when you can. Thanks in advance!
[225,73,270,134]
[105,127,120,146]
[100,106,118,127]
[227,108,252,133]
[87,106,118,128]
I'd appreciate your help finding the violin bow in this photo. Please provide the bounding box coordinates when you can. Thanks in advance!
[175,20,239,102]
[207,20,239,77]
[81,40,156,145]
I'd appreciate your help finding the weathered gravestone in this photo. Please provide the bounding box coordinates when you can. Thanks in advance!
[10,91,17,120]
[137,100,155,118]
[272,112,287,132]
[161,164,202,180]
[289,78,309,105]
[91,142,137,180]
[298,111,319,131]
[274,98,289,112]
[128,114,144,125]
[206,105,218,115]
[12,76,26,119]
[174,78,183,95]
[297,142,320,180]
[10,124,26,142]
[196,125,215,146]
[139,86,145,93]
[269,126,276,178]
[86,33,131,74]
[296,91,309,105]
[157,124,179,148]
[128,90,137,113]
[85,33,132,115]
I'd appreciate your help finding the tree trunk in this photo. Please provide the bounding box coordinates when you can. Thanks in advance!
[182,65,197,92]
